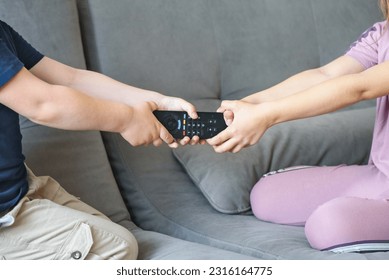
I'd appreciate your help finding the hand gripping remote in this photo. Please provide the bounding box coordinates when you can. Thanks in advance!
[153,110,227,139]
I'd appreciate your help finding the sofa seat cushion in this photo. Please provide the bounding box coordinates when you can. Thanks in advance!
[132,228,256,260]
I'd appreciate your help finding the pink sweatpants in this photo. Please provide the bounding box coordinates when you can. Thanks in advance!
[250,164,389,250]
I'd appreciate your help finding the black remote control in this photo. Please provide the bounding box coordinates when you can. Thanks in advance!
[153,110,227,139]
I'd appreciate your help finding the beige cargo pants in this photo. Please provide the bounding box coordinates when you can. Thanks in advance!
[0,167,138,260]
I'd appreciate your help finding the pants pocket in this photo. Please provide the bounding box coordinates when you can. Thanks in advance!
[54,221,93,260]
[0,220,93,260]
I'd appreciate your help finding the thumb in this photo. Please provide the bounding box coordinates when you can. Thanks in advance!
[218,100,237,112]
[180,101,198,119]
[223,110,234,126]
[159,126,178,148]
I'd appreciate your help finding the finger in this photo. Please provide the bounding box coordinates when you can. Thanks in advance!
[216,106,225,113]
[168,141,179,148]
[190,135,200,145]
[159,126,176,146]
[213,138,240,153]
[207,128,233,146]
[153,139,163,147]
[218,100,236,112]
[231,144,244,153]
[178,136,191,146]
[223,110,234,126]
[180,101,198,119]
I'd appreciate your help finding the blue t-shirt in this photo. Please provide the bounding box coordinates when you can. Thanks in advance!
[0,20,43,212]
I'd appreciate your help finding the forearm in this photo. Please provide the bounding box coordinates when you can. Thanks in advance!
[1,68,132,133]
[69,68,164,106]
[31,57,164,106]
[30,57,200,124]
[243,56,365,104]
[265,62,388,126]
[242,68,331,103]
[30,84,133,133]
[266,75,361,126]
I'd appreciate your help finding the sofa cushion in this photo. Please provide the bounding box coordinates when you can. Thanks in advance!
[131,228,255,260]
[77,0,220,100]
[173,107,375,214]
[0,0,86,68]
[211,0,381,100]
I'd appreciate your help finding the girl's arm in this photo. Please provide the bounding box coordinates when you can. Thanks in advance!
[242,56,365,104]
[208,60,389,153]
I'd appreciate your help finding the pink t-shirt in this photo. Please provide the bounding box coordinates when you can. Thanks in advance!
[346,21,389,177]
[346,21,389,67]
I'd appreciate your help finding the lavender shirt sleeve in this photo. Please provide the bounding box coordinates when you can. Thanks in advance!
[345,21,384,69]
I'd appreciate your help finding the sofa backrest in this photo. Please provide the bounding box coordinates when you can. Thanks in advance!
[77,0,382,101]
[0,0,86,68]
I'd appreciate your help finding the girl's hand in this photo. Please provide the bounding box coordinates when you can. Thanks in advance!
[207,100,273,153]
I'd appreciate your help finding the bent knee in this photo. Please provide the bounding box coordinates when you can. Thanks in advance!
[250,176,296,224]
[305,197,370,250]
[88,221,139,260]
[250,167,316,225]
[111,226,139,260]
[250,178,276,222]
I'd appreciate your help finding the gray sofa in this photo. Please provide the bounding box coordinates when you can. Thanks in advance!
[2,0,388,259]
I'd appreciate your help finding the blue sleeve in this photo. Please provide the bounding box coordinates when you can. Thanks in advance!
[0,20,44,87]
[7,27,44,70]
[2,21,44,70]
[0,40,23,87]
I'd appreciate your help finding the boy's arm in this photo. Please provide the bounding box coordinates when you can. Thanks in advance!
[30,57,198,118]
[0,67,175,147]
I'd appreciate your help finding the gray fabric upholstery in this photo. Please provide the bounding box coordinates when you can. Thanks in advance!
[132,228,256,260]
[0,0,86,69]
[77,0,220,100]
[211,0,383,100]
[77,0,380,104]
